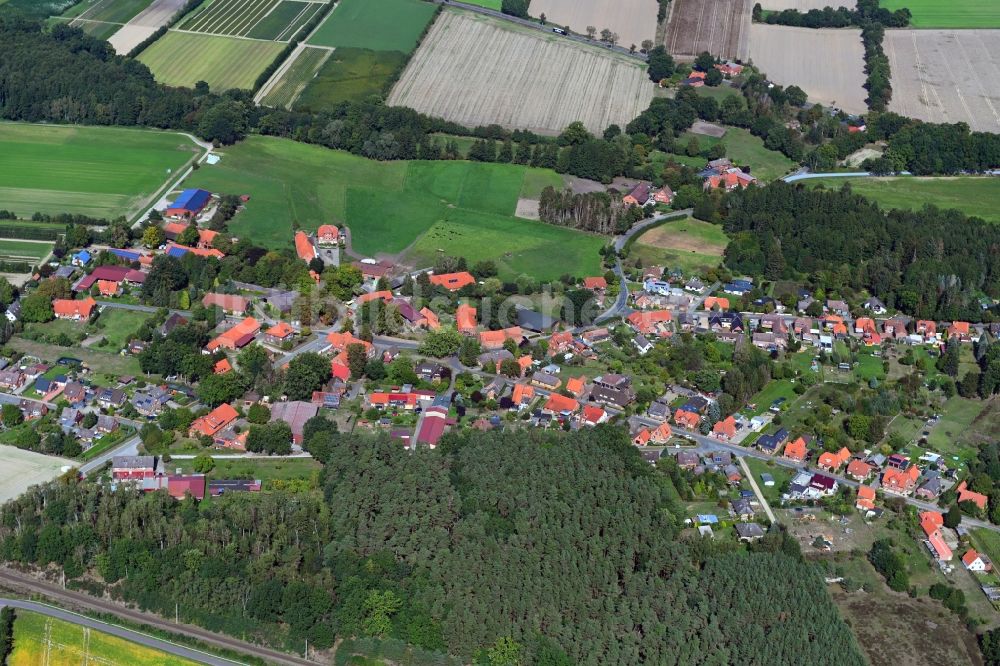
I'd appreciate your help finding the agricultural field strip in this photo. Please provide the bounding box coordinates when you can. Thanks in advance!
[389,11,653,134]
[273,2,321,41]
[528,0,656,50]
[664,0,751,61]
[259,46,332,108]
[182,0,321,39]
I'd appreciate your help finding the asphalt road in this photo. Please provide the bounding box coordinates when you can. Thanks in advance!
[78,434,140,476]
[0,568,317,665]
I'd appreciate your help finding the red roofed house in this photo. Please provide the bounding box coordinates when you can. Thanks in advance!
[418,307,440,330]
[957,480,989,510]
[53,297,97,321]
[543,393,579,415]
[856,485,876,512]
[846,459,873,481]
[511,383,535,408]
[196,228,218,249]
[712,416,737,440]
[357,290,393,305]
[214,358,232,374]
[653,186,673,204]
[565,376,585,398]
[583,277,607,291]
[963,549,992,572]
[189,403,238,439]
[916,320,937,341]
[430,272,476,291]
[162,221,189,239]
[456,304,477,334]
[203,293,250,315]
[949,321,972,341]
[97,279,121,297]
[673,409,700,429]
[265,322,295,344]
[783,436,807,461]
[479,327,522,351]
[626,310,672,337]
[623,183,650,207]
[168,475,206,501]
[206,317,259,352]
[703,296,730,311]
[581,405,607,426]
[817,447,851,472]
[295,231,316,263]
[715,62,744,76]
[928,531,953,562]
[548,331,573,356]
[920,510,944,536]
[882,465,920,494]
[416,406,452,448]
[317,225,339,245]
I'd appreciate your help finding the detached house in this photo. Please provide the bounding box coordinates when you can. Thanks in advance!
[712,416,737,441]
[817,447,851,472]
[589,374,635,409]
[623,183,651,206]
[882,465,920,494]
[189,403,239,440]
[53,297,97,321]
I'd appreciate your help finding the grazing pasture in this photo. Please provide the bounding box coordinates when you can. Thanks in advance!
[293,48,406,109]
[885,29,1000,133]
[0,123,200,219]
[389,10,654,135]
[181,136,594,278]
[747,24,867,114]
[259,45,333,108]
[138,31,285,90]
[881,0,1000,28]
[307,0,437,53]
[663,0,751,61]
[807,177,1000,224]
[529,0,658,49]
[8,611,198,666]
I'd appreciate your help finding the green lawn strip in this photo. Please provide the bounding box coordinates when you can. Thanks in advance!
[693,85,745,106]
[746,379,798,416]
[648,149,708,169]
[8,337,143,376]
[0,123,199,219]
[307,0,437,52]
[202,456,323,483]
[292,47,404,109]
[807,177,1000,224]
[0,239,51,259]
[881,0,1000,28]
[138,31,285,91]
[455,0,501,8]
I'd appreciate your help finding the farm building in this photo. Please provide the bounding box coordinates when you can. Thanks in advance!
[165,188,212,219]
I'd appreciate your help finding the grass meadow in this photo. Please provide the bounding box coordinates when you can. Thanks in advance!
[8,611,198,666]
[293,48,407,109]
[678,126,796,181]
[307,0,438,52]
[0,239,52,260]
[0,123,199,219]
[183,136,598,279]
[138,31,285,91]
[807,176,1000,223]
[629,216,728,274]
[260,46,332,108]
[881,0,1000,27]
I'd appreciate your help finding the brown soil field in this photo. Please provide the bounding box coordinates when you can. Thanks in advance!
[760,0,856,8]
[885,29,1000,134]
[108,0,187,54]
[747,24,867,114]
[529,0,658,50]
[663,0,752,61]
[388,10,654,135]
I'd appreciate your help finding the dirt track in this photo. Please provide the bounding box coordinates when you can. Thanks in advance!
[747,24,867,114]
[107,0,188,54]
[885,29,1000,133]
[663,0,751,61]
[389,10,654,135]
[529,0,657,50]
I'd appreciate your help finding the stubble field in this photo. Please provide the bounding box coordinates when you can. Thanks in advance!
[388,10,654,135]
[885,29,1000,133]
[758,0,855,8]
[663,0,751,61]
[0,446,73,503]
[528,0,658,50]
[747,24,868,114]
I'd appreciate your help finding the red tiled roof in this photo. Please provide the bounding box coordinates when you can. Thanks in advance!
[429,272,475,291]
[190,403,238,437]
[213,358,232,374]
[97,280,120,297]
[703,296,730,310]
[266,322,295,339]
[565,376,585,397]
[456,304,477,333]
[358,290,393,305]
[856,485,876,510]
[479,327,521,349]
[206,317,259,352]
[712,416,737,438]
[53,297,97,319]
[419,307,440,330]
[583,276,607,290]
[958,480,989,510]
[512,383,535,405]
[543,393,579,414]
[582,405,606,425]
[673,409,700,429]
[784,437,807,461]
[295,231,316,262]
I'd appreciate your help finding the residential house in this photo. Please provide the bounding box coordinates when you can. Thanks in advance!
[159,313,188,337]
[580,327,610,345]
[0,369,25,390]
[189,403,239,439]
[581,405,607,426]
[206,317,260,352]
[482,376,507,401]
[846,459,873,481]
[882,465,921,494]
[368,391,434,411]
[456,304,477,335]
[916,320,938,342]
[856,485,877,512]
[863,297,887,315]
[949,321,972,341]
[703,296,729,311]
[565,376,585,398]
[133,386,171,416]
[53,297,97,321]
[757,428,789,453]
[712,416,737,440]
[416,361,447,383]
[735,523,765,542]
[809,474,838,497]
[883,319,907,340]
[62,381,86,405]
[627,310,672,338]
[265,322,295,345]
[542,393,579,416]
[531,372,561,391]
[916,476,942,500]
[95,387,126,410]
[547,331,573,357]
[715,61,743,76]
[963,549,993,573]
[97,279,121,297]
[623,182,651,206]
[653,186,674,204]
[317,224,339,245]
[685,278,706,294]
[647,400,670,422]
[817,447,851,472]
[676,450,699,469]
[673,409,700,430]
[18,400,46,420]
[704,169,756,191]
[429,271,476,292]
[590,374,635,409]
[112,456,157,481]
[730,498,755,521]
[479,327,522,351]
[59,407,84,431]
[583,276,607,292]
[920,511,953,562]
[95,414,119,434]
[957,480,989,510]
[511,383,535,409]
[826,300,850,317]
[203,293,251,315]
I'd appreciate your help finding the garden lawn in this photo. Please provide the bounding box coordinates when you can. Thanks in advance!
[308,0,438,52]
[747,379,798,416]
[8,610,197,666]
[183,136,592,278]
[721,127,796,181]
[138,31,285,91]
[807,177,1000,224]
[742,455,792,504]
[292,48,404,109]
[91,308,152,350]
[0,123,199,219]
[205,456,323,483]
[854,349,886,381]
[628,216,728,275]
[881,0,1000,28]
[8,337,143,376]
[927,396,986,461]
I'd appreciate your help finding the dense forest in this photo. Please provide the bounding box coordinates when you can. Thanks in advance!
[722,182,1000,321]
[0,427,864,664]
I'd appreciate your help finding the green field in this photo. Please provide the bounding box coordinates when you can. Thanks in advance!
[308,0,437,52]
[260,46,333,108]
[629,217,728,274]
[881,0,1000,27]
[0,239,52,259]
[182,136,596,279]
[92,308,153,350]
[8,610,198,666]
[0,0,78,20]
[0,123,200,219]
[203,456,323,482]
[53,0,153,38]
[808,176,1000,224]
[721,127,796,182]
[138,31,285,91]
[246,0,322,40]
[293,48,406,109]
[458,0,501,8]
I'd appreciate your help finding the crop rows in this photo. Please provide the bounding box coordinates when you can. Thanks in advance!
[181,0,283,37]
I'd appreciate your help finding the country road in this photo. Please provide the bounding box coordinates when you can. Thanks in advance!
[0,569,318,665]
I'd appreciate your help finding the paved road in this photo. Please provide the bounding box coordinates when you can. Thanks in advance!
[436,0,647,60]
[0,598,244,666]
[78,435,140,476]
[0,569,317,665]
[781,170,912,183]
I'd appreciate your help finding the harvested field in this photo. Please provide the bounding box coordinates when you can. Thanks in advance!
[664,0,751,61]
[0,446,73,503]
[138,31,285,91]
[759,0,855,8]
[529,0,657,50]
[389,10,654,135]
[885,29,1000,134]
[107,0,186,54]
[747,24,867,114]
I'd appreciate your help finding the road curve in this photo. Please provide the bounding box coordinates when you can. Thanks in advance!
[0,569,318,666]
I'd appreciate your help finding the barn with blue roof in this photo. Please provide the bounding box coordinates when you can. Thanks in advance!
[165,189,211,219]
